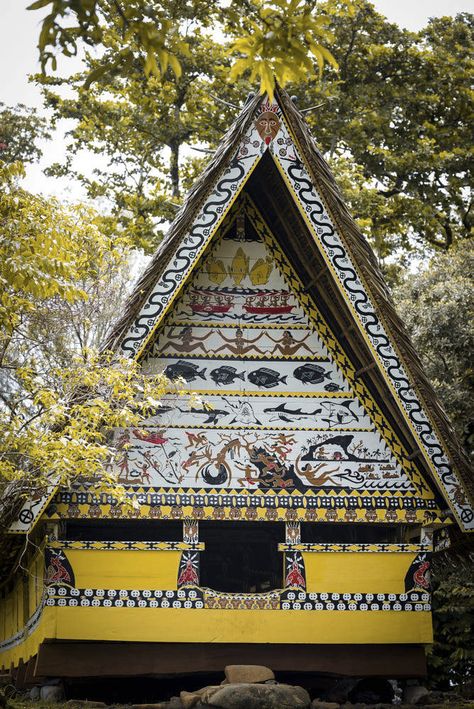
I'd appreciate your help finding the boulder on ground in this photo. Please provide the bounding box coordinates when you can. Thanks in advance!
[40,683,65,702]
[224,665,275,685]
[29,687,40,701]
[180,685,222,708]
[403,686,429,704]
[322,679,358,704]
[207,682,310,708]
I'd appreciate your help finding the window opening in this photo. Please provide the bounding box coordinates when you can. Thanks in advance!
[199,521,284,593]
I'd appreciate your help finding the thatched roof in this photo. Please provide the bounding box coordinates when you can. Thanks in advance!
[102,84,473,526]
[102,90,263,353]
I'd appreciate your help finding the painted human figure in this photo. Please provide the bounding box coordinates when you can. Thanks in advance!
[139,462,152,485]
[235,462,260,486]
[114,430,132,481]
[295,454,340,486]
[267,330,313,357]
[158,326,211,354]
[271,433,297,460]
[214,328,266,356]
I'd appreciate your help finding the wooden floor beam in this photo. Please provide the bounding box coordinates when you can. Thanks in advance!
[35,640,426,679]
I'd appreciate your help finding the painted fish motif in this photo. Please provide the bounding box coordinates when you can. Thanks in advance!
[229,247,249,285]
[248,367,288,389]
[264,403,322,421]
[177,406,230,424]
[294,363,332,385]
[324,383,341,392]
[164,360,207,383]
[210,365,246,386]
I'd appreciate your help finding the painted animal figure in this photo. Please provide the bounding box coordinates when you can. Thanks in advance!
[210,365,246,386]
[132,429,169,445]
[46,556,72,585]
[263,403,322,422]
[248,367,287,389]
[320,400,360,428]
[293,363,332,385]
[177,406,230,424]
[164,360,207,383]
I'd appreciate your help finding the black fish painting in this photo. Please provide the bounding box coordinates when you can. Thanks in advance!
[263,403,322,422]
[210,365,246,386]
[324,382,341,392]
[294,363,332,385]
[248,367,287,389]
[177,406,230,424]
[164,360,207,382]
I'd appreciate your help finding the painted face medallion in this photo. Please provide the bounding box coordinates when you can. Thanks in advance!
[256,111,280,144]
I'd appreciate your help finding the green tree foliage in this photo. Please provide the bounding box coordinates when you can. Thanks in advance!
[0,103,50,163]
[294,4,473,260]
[428,559,474,689]
[0,123,180,527]
[35,1,473,261]
[392,241,474,456]
[39,33,247,248]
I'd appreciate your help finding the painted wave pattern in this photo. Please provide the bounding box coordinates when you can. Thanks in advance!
[270,119,473,529]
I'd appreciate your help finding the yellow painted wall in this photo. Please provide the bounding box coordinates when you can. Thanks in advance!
[0,607,56,670]
[68,550,181,590]
[0,604,432,670]
[0,548,433,671]
[304,552,415,594]
[0,546,45,648]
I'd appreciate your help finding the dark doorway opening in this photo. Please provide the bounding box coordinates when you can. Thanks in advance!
[199,521,284,593]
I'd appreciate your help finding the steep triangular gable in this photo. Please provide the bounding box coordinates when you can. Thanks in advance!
[122,195,441,509]
[10,91,473,533]
[109,95,472,531]
[43,195,446,527]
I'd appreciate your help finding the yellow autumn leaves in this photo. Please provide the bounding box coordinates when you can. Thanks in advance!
[29,0,345,99]
[229,0,341,100]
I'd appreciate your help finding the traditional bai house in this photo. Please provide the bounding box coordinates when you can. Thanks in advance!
[1,87,473,685]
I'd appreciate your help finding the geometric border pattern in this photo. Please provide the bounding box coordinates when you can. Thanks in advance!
[44,585,430,612]
[51,488,439,510]
[49,540,204,551]
[278,543,430,553]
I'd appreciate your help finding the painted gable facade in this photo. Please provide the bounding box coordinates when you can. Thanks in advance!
[1,92,472,680]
